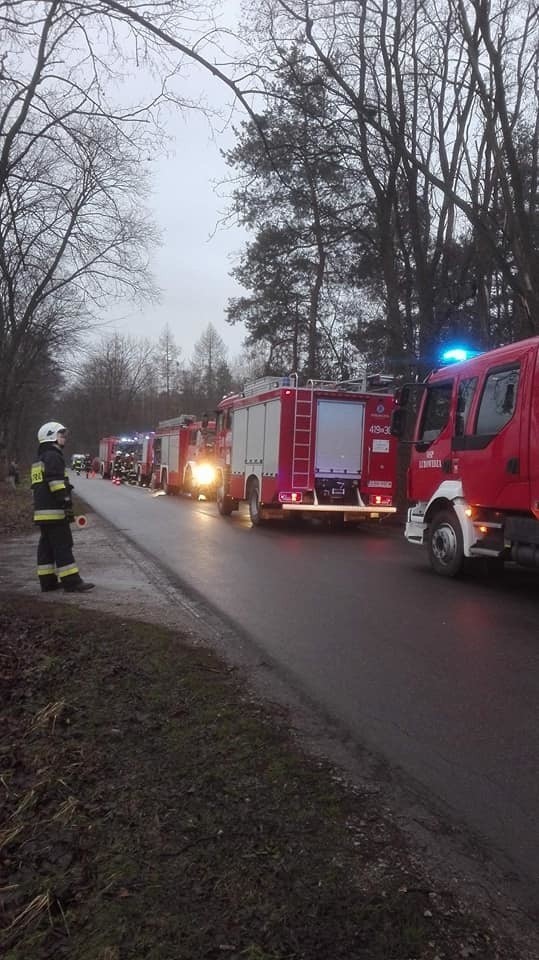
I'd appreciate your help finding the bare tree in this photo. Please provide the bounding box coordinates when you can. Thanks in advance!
[190,322,231,408]
[0,1,167,472]
[155,324,182,417]
[62,333,156,449]
[453,0,539,333]
[0,0,265,475]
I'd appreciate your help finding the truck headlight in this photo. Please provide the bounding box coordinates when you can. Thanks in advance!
[192,463,216,486]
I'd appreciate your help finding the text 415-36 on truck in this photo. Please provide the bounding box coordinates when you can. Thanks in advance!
[213,374,398,526]
[391,335,539,577]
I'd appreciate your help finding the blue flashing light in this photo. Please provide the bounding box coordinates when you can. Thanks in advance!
[441,346,481,364]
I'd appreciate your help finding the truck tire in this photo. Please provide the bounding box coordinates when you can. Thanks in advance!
[248,479,264,526]
[217,478,234,516]
[427,508,464,577]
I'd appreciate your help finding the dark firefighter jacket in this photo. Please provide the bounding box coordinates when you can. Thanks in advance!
[31,444,73,523]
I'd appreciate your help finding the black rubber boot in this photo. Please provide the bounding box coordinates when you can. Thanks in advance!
[41,580,61,593]
[63,580,95,593]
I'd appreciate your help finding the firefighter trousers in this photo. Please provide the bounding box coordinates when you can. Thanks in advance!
[37,522,81,590]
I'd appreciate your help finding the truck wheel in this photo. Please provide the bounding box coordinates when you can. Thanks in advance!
[428,509,464,577]
[217,479,233,516]
[248,480,264,526]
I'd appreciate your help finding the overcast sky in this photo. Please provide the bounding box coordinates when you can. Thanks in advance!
[103,21,250,367]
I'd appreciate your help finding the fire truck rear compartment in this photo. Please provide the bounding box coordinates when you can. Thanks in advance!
[279,397,394,518]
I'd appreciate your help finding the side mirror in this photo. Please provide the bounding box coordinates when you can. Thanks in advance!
[395,384,411,407]
[390,407,407,438]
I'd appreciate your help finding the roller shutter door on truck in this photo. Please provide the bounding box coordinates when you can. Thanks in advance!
[262,400,281,477]
[231,408,248,475]
[315,400,364,477]
[169,433,179,473]
[246,403,265,469]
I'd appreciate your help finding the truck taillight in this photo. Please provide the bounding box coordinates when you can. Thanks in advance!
[279,491,303,503]
[369,494,393,506]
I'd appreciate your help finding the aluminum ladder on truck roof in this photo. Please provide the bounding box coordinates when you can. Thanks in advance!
[306,378,368,392]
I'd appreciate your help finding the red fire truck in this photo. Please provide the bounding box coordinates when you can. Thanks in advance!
[151,415,218,498]
[391,335,539,576]
[99,435,145,479]
[214,375,398,525]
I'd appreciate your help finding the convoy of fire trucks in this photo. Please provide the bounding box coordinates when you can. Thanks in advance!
[94,334,539,576]
[97,374,398,524]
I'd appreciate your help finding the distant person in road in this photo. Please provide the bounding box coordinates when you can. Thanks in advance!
[31,421,95,593]
[84,454,92,478]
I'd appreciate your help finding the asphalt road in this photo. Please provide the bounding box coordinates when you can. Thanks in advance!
[76,475,539,912]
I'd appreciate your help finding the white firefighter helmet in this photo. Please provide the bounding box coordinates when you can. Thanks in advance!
[37,421,67,444]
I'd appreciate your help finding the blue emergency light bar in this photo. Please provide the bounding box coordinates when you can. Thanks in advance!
[440,347,482,364]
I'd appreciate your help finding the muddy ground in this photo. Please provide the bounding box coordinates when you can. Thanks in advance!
[0,484,537,959]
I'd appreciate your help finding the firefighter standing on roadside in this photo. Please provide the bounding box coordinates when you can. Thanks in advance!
[31,421,94,593]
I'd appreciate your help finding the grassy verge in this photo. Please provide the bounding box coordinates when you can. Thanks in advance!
[0,595,514,960]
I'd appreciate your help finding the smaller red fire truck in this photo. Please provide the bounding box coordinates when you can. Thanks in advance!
[391,335,539,576]
[151,415,218,498]
[214,375,398,525]
[98,435,144,479]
